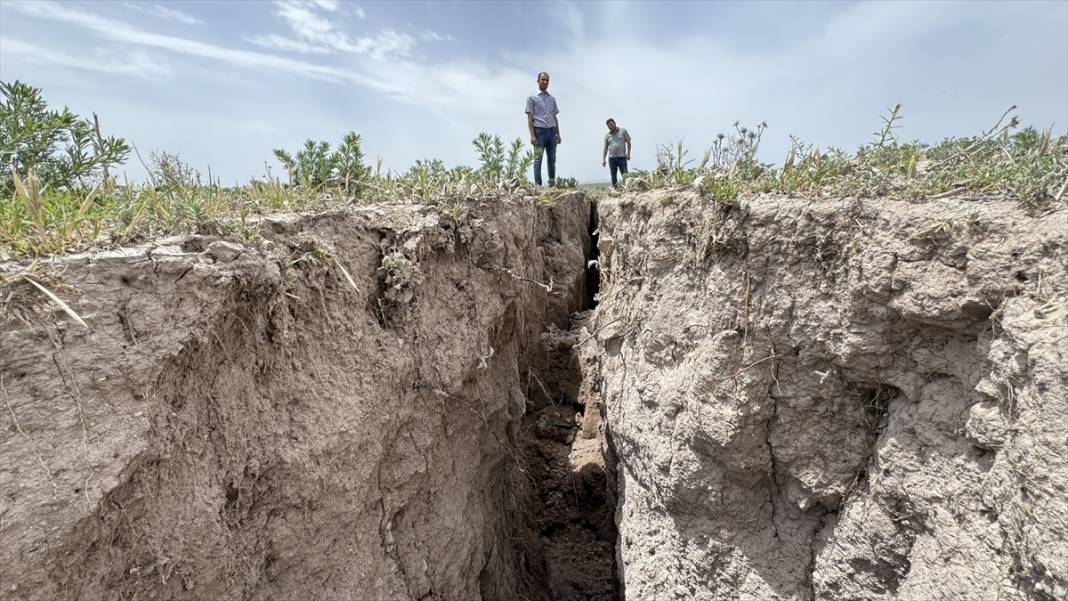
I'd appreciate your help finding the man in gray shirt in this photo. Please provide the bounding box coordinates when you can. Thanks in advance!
[601,118,631,187]
[525,71,561,186]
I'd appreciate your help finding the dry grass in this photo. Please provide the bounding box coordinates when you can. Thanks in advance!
[622,105,1068,210]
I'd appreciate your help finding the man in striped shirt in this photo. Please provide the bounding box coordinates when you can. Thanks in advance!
[525,71,561,186]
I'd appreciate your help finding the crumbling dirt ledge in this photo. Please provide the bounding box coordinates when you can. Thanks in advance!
[1,194,591,601]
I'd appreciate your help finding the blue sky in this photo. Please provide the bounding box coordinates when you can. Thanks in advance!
[1,0,1066,184]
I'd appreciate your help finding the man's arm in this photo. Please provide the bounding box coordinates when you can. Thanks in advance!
[625,130,632,160]
[527,112,536,145]
[602,139,608,167]
[525,96,537,145]
[554,114,561,144]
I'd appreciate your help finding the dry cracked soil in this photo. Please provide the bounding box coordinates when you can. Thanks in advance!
[2,189,1066,601]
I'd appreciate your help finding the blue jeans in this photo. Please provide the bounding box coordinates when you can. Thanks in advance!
[608,156,628,186]
[533,126,557,186]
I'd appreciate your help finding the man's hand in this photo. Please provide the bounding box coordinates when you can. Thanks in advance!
[556,135,562,144]
[530,134,537,146]
[626,154,631,160]
[602,160,606,167]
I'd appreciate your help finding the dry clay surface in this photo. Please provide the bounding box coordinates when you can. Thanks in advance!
[594,192,1067,600]
[1,194,591,600]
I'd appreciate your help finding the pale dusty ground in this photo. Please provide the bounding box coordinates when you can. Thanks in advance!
[594,191,1067,600]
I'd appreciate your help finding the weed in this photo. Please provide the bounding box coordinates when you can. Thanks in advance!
[536,190,561,208]
[1,80,129,195]
[444,201,467,222]
[277,237,338,294]
[909,220,956,241]
[273,132,370,194]
[640,106,1066,211]
[379,252,411,275]
[473,133,534,186]
[965,209,985,234]
[377,252,419,305]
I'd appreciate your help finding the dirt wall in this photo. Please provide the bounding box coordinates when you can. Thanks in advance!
[593,191,1067,600]
[0,195,590,601]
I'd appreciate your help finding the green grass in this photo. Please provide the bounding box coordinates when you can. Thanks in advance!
[625,106,1067,210]
[0,134,547,260]
[3,104,1065,262]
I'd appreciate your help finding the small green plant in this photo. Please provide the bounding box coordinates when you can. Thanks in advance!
[473,132,533,185]
[536,189,560,208]
[277,237,336,292]
[1,80,130,194]
[444,200,467,221]
[473,133,504,182]
[273,132,370,193]
[376,251,419,305]
[965,209,984,234]
[700,176,739,203]
[149,151,201,189]
[909,220,955,241]
[379,252,411,275]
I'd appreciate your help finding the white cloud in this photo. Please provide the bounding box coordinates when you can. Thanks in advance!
[248,0,420,59]
[123,2,203,26]
[549,1,585,49]
[274,0,337,40]
[244,33,332,54]
[4,1,394,89]
[0,37,173,81]
[418,30,452,43]
[355,7,366,19]
[3,0,1064,184]
[352,30,415,60]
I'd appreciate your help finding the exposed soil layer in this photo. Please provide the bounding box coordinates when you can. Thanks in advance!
[593,191,1068,600]
[5,187,1065,601]
[522,310,618,601]
[1,194,592,601]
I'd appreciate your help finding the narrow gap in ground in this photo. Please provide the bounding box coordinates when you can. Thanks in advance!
[521,199,619,600]
[585,201,601,309]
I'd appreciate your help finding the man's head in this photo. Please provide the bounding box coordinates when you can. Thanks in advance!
[537,72,550,92]
[606,118,617,132]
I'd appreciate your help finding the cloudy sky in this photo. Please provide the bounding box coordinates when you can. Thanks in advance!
[1,0,1065,184]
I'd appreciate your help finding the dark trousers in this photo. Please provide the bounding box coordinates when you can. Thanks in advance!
[608,156,628,186]
[533,126,557,186]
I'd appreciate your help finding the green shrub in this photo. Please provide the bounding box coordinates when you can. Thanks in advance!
[0,80,130,194]
[273,132,370,193]
[473,132,533,185]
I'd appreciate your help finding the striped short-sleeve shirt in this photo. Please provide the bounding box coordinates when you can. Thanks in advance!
[525,92,559,129]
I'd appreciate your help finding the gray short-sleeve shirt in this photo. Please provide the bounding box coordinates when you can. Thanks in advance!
[525,92,559,129]
[605,128,631,158]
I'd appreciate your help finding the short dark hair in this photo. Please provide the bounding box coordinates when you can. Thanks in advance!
[538,71,550,79]
[606,118,615,124]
